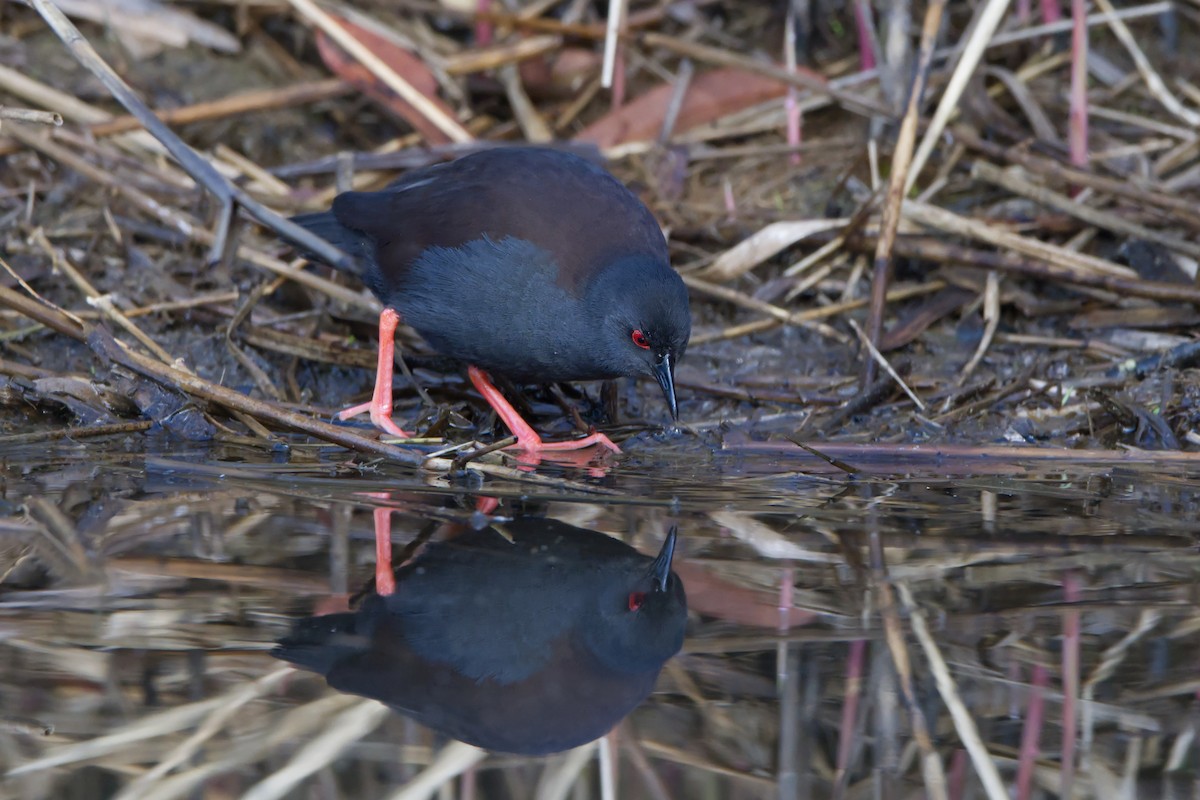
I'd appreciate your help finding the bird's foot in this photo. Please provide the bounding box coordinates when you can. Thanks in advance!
[337,307,413,440]
[508,431,622,454]
[336,400,413,439]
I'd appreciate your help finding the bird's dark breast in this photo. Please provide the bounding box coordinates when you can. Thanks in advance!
[326,634,661,756]
[383,236,618,384]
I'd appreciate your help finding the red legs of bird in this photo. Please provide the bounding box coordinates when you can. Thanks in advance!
[338,311,618,457]
[467,365,621,455]
[373,505,397,596]
[338,308,412,439]
[358,491,398,596]
[371,495,505,597]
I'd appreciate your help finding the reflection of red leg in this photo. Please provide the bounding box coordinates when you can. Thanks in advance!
[467,366,620,454]
[337,308,412,439]
[373,505,396,596]
[475,496,499,515]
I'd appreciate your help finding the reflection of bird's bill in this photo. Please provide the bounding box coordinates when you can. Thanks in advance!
[652,354,678,420]
[649,526,678,592]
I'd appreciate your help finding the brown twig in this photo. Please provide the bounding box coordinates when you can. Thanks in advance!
[28,0,354,271]
[0,284,425,466]
[0,107,63,126]
[864,0,945,383]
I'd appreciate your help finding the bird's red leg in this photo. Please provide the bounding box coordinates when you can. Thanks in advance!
[337,308,412,439]
[373,504,396,596]
[467,366,621,454]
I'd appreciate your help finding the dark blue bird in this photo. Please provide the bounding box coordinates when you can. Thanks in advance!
[291,147,691,454]
[272,517,686,755]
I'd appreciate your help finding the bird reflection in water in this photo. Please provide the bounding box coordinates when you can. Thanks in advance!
[273,515,686,755]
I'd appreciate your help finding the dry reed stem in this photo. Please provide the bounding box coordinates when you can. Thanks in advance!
[971,161,1200,261]
[386,741,487,800]
[241,699,390,800]
[286,0,471,144]
[896,583,1008,800]
[864,0,944,378]
[908,0,1014,192]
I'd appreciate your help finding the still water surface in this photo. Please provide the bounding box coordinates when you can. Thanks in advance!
[1,437,1198,799]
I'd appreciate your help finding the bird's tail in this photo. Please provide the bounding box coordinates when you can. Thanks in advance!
[289,211,374,276]
[272,610,371,676]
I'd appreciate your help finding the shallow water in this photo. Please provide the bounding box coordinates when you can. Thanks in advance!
[2,435,1199,799]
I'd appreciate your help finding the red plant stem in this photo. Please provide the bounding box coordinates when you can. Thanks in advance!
[474,0,493,45]
[784,3,802,166]
[1016,664,1050,800]
[836,639,867,777]
[854,0,876,71]
[947,748,968,800]
[1061,571,1082,797]
[373,505,396,596]
[778,566,795,631]
[1068,0,1089,171]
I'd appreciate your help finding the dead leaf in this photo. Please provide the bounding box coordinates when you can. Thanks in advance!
[574,67,789,149]
[696,219,847,282]
[315,15,455,145]
[519,47,602,99]
[673,562,816,630]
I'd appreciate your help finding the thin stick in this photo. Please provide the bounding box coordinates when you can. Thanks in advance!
[87,79,350,137]
[953,126,1200,227]
[972,161,1200,261]
[0,284,425,466]
[907,0,1014,192]
[689,281,947,345]
[868,534,947,800]
[783,2,802,166]
[0,420,154,445]
[897,584,1008,800]
[1068,0,1089,170]
[286,0,471,144]
[958,270,999,383]
[5,124,374,311]
[601,0,625,89]
[1092,0,1200,127]
[1015,664,1048,800]
[865,0,945,381]
[30,229,176,366]
[0,107,62,126]
[849,319,926,411]
[1061,572,1082,798]
[28,0,355,271]
[902,200,1136,279]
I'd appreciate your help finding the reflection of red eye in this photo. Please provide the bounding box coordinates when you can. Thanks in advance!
[631,330,650,349]
[628,592,646,611]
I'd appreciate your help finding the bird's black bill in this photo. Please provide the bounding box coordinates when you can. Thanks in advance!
[650,526,678,592]
[652,354,678,420]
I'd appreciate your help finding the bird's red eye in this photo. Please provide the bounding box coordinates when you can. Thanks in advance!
[631,330,650,349]
[628,592,646,611]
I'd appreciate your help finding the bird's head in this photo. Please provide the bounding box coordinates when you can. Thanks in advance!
[587,255,691,419]
[580,527,687,674]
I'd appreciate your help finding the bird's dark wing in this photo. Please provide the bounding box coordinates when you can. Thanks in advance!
[382,540,582,684]
[330,148,668,296]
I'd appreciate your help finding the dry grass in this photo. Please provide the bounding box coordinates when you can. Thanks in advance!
[1,0,1200,797]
